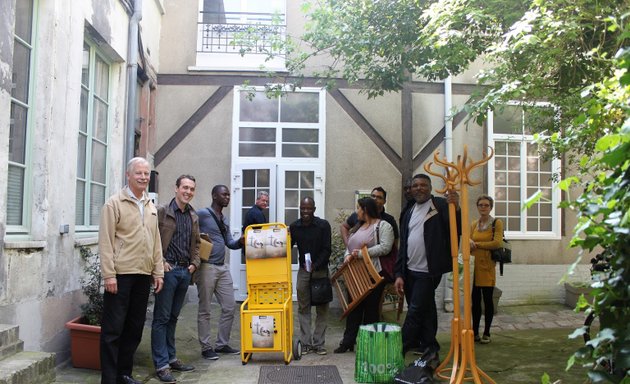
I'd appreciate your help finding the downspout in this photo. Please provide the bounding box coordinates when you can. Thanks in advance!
[125,0,142,165]
[444,76,453,163]
[443,76,454,312]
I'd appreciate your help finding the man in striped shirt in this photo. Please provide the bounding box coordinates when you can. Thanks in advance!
[151,175,201,383]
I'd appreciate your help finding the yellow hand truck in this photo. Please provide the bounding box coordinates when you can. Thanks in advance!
[240,223,302,364]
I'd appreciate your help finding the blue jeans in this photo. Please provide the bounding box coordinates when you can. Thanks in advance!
[151,266,191,370]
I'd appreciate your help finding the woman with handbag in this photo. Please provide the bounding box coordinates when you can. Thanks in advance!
[469,194,504,344]
[334,197,394,353]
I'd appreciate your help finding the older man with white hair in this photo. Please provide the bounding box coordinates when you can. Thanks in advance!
[98,157,164,384]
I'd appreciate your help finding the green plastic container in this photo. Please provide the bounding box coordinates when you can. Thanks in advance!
[355,322,404,383]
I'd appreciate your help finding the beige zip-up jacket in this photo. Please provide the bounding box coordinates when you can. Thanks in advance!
[98,188,164,280]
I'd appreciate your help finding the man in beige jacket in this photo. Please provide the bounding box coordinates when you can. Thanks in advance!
[98,157,164,384]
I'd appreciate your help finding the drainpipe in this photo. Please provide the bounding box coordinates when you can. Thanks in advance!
[443,76,454,312]
[444,76,453,163]
[125,0,142,165]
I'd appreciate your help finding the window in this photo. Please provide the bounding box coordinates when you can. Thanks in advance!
[240,169,270,224]
[282,170,315,225]
[235,89,324,159]
[7,0,36,232]
[196,0,286,70]
[488,104,561,239]
[76,40,111,230]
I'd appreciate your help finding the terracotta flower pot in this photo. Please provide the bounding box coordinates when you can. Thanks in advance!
[65,316,101,370]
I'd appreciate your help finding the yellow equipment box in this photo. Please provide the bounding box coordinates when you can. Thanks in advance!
[240,223,301,364]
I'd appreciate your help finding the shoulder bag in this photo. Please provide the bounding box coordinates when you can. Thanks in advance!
[490,219,511,276]
[376,221,397,283]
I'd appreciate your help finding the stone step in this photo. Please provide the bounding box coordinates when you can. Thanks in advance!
[0,326,23,361]
[0,351,56,384]
[0,326,20,350]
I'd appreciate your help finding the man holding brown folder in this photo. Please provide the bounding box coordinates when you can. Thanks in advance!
[152,174,200,383]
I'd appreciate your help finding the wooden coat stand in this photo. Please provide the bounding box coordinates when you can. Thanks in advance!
[425,145,496,384]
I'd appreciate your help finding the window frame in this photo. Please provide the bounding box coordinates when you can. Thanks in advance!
[6,0,38,236]
[232,86,326,161]
[194,0,287,71]
[75,38,113,233]
[487,102,562,240]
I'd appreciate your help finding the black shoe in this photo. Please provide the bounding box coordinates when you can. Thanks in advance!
[170,359,195,372]
[215,345,240,354]
[333,343,354,353]
[156,368,177,383]
[201,348,219,360]
[411,350,440,371]
[118,375,142,384]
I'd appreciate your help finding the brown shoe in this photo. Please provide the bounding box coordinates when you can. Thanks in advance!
[170,359,195,372]
[156,368,177,383]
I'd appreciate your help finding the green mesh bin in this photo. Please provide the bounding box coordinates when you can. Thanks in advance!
[355,322,404,383]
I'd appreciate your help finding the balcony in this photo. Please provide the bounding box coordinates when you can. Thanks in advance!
[194,11,286,71]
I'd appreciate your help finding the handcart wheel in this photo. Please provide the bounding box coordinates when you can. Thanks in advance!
[293,340,302,361]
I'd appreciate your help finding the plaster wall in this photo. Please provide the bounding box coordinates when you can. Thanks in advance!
[341,89,402,155]
[0,0,161,362]
[155,85,234,205]
[0,0,16,302]
[155,85,219,147]
[451,56,486,84]
[140,0,165,73]
[158,0,197,73]
[412,93,446,155]
[324,93,401,220]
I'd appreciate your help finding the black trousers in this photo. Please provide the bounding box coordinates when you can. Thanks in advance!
[100,274,151,384]
[401,270,442,355]
[472,285,494,337]
[340,280,386,347]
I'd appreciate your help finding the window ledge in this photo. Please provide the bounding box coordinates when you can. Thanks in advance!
[188,65,288,73]
[75,235,99,247]
[505,234,562,241]
[4,240,46,249]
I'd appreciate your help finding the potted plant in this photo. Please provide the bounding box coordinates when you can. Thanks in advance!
[65,246,103,370]
[564,281,593,309]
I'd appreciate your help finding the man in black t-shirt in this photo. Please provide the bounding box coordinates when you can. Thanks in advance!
[340,186,399,247]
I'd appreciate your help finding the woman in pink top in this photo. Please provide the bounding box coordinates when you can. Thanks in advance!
[334,197,394,353]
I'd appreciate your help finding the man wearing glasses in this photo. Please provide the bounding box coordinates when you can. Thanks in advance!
[340,186,399,247]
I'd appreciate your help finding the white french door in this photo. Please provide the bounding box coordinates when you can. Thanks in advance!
[229,163,324,301]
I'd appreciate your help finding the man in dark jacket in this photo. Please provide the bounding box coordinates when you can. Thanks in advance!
[242,191,269,232]
[290,197,332,355]
[151,175,201,383]
[395,174,460,361]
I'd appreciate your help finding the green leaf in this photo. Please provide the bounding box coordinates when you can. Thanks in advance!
[566,354,576,371]
[541,372,550,384]
[558,176,579,191]
[595,134,621,151]
[523,190,543,210]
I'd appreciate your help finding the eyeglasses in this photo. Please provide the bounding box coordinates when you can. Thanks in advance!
[477,203,491,208]
[370,194,384,200]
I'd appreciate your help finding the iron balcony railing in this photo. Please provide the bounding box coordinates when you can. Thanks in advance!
[198,11,286,55]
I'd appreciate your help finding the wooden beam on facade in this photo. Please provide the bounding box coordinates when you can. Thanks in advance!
[157,74,481,95]
[154,86,232,166]
[329,88,402,171]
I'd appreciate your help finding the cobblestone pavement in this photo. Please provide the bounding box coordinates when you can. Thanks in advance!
[54,303,586,384]
[436,304,585,333]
